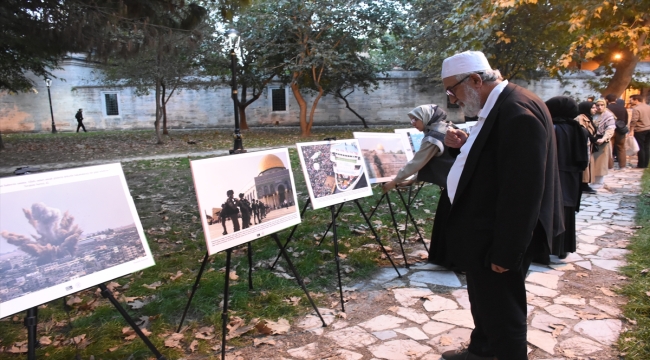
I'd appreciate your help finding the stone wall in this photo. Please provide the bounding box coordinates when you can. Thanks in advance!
[0,57,645,133]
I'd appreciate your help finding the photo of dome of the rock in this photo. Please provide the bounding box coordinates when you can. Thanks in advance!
[190,148,301,255]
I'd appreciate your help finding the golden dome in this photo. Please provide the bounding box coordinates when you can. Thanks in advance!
[376,143,385,151]
[258,154,285,173]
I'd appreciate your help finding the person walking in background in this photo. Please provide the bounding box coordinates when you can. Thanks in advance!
[431,51,563,360]
[543,96,589,261]
[75,108,87,133]
[605,94,629,168]
[630,94,650,168]
[591,99,616,188]
[576,101,598,193]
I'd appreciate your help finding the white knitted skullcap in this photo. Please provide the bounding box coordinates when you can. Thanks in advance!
[441,51,492,78]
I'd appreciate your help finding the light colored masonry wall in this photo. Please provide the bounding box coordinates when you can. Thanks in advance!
[0,57,641,133]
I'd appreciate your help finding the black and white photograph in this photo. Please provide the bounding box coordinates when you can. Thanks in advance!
[0,163,155,318]
[353,132,414,184]
[296,139,373,210]
[394,128,425,152]
[191,148,301,255]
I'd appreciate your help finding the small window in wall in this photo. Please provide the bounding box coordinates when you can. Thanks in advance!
[271,88,287,111]
[105,93,119,115]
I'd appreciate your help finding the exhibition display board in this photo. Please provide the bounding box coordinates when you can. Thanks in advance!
[190,148,301,255]
[296,139,373,209]
[353,132,414,184]
[394,128,424,152]
[0,163,155,318]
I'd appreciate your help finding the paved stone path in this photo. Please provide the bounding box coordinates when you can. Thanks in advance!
[276,168,641,360]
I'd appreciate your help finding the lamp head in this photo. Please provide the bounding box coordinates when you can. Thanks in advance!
[225,28,240,49]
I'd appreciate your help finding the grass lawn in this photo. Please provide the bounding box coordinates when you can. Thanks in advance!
[620,169,650,359]
[0,127,440,359]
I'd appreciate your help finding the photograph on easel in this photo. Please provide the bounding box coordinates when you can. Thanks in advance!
[296,139,373,210]
[353,132,414,184]
[0,163,155,318]
[394,128,425,152]
[191,148,301,255]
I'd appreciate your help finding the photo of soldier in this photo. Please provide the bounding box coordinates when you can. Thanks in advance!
[220,203,228,235]
[251,200,259,224]
[238,193,253,229]
[224,190,240,232]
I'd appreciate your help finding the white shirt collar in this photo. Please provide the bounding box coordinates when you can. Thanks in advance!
[477,80,508,119]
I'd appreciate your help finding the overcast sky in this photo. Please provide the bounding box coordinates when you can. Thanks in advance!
[0,175,135,254]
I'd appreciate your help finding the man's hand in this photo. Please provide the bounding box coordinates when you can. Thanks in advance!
[397,178,416,187]
[445,128,468,148]
[596,138,605,145]
[382,180,397,193]
[491,263,509,273]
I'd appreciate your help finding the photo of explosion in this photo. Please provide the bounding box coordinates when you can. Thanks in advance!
[1,203,84,265]
[0,166,154,317]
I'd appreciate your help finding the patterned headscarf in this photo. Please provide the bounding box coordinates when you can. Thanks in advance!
[407,104,448,133]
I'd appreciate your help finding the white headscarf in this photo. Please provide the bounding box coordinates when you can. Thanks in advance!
[408,104,448,133]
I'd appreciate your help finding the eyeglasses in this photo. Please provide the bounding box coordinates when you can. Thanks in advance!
[410,118,419,125]
[446,72,480,98]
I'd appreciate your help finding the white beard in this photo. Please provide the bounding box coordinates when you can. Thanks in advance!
[460,85,481,118]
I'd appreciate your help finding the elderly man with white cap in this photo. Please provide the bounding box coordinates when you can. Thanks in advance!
[428,51,564,360]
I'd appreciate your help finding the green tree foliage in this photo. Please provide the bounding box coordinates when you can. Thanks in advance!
[235,0,399,136]
[424,0,649,95]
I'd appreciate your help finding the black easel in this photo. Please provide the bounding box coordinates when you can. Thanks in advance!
[270,197,401,313]
[394,184,429,253]
[178,238,326,360]
[24,307,38,360]
[98,283,167,359]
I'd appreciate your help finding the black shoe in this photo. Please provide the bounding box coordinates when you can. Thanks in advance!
[222,231,227,235]
[582,185,596,194]
[441,349,496,360]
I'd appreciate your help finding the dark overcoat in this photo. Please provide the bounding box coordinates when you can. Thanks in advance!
[429,83,564,271]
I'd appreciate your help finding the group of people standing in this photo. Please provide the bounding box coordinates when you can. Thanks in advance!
[381,50,649,360]
[219,190,267,235]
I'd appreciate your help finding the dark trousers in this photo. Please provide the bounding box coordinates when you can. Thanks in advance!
[76,121,87,132]
[613,132,626,167]
[634,130,650,168]
[228,215,240,232]
[466,238,540,360]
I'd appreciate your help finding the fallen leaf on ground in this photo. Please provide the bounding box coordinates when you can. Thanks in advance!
[439,336,453,346]
[229,271,239,281]
[106,282,121,291]
[143,281,163,290]
[164,333,184,348]
[255,318,290,335]
[128,300,146,309]
[189,339,198,352]
[40,336,52,345]
[283,296,301,306]
[576,311,608,320]
[227,318,259,340]
[253,337,276,347]
[170,271,183,281]
[576,273,589,278]
[600,287,616,297]
[66,296,83,306]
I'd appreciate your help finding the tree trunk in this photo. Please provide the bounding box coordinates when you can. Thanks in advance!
[154,78,163,144]
[162,81,168,135]
[602,50,639,97]
[337,91,368,128]
[307,87,324,134]
[291,82,309,137]
[0,129,5,150]
[239,84,249,130]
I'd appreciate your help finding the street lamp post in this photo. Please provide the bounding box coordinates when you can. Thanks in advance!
[45,79,57,133]
[226,29,245,154]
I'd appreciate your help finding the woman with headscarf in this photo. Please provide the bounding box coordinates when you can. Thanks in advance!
[576,101,598,193]
[382,104,455,192]
[591,98,617,188]
[544,96,589,260]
